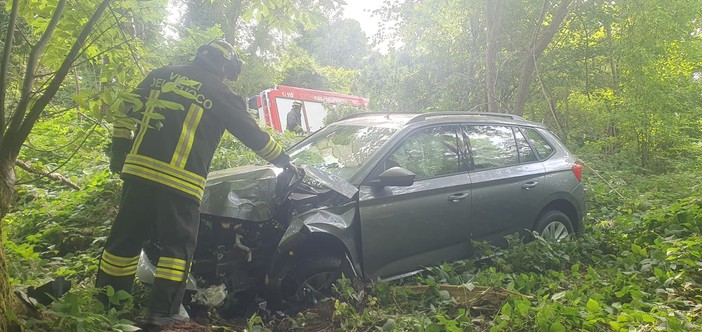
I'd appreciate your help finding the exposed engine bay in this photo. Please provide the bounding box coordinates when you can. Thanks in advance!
[137,164,354,316]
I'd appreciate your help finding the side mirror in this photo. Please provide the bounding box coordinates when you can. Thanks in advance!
[374,167,416,187]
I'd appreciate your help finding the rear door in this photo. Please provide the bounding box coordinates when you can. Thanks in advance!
[358,125,473,279]
[464,125,546,246]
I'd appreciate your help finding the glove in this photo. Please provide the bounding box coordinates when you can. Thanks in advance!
[110,138,133,174]
[284,161,305,178]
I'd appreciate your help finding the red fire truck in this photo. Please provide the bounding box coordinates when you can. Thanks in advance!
[249,85,369,133]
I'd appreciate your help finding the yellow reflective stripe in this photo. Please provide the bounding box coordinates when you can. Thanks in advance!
[100,260,138,275]
[258,138,277,156]
[158,257,187,271]
[155,268,185,282]
[171,104,204,168]
[209,43,231,60]
[256,138,283,161]
[100,251,139,277]
[100,263,137,277]
[102,251,139,266]
[159,256,187,267]
[131,89,160,153]
[122,163,204,200]
[158,262,186,271]
[125,154,205,188]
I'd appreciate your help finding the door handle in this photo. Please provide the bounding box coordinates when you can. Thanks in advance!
[448,193,470,202]
[521,181,538,190]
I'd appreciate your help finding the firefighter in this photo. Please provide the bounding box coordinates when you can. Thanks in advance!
[97,39,297,327]
[286,100,305,134]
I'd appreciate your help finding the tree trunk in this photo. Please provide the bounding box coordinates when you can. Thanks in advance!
[485,0,505,113]
[0,153,26,332]
[0,1,114,328]
[513,0,571,116]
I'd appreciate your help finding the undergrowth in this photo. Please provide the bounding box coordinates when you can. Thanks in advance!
[5,146,702,331]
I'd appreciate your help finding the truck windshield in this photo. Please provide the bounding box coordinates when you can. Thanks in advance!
[288,124,398,180]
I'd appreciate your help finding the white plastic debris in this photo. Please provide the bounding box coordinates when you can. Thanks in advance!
[192,284,228,307]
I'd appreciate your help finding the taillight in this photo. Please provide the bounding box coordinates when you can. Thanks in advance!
[572,163,582,182]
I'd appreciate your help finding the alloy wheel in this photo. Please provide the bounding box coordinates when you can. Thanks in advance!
[295,271,339,305]
[541,221,570,242]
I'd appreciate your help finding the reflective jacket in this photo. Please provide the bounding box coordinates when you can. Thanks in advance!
[286,109,303,134]
[112,63,289,202]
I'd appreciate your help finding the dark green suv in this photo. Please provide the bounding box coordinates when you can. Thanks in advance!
[139,112,586,311]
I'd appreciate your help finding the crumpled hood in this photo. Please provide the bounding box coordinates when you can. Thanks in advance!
[199,165,358,221]
[200,165,279,221]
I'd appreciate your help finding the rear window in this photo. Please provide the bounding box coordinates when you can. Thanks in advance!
[523,128,554,160]
[515,128,538,163]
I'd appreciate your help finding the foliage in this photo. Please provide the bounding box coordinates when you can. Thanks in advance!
[296,18,370,70]
[18,285,141,332]
[365,0,702,171]
[2,0,702,330]
[313,166,702,331]
[6,169,120,284]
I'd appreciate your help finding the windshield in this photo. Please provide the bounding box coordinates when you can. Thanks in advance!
[288,124,398,180]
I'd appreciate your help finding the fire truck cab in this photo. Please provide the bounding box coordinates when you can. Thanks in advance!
[249,85,369,133]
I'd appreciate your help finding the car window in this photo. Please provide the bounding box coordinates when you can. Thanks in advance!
[289,124,398,180]
[515,128,538,163]
[523,128,554,160]
[464,125,519,169]
[386,126,463,180]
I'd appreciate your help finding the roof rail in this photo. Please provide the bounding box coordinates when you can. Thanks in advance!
[407,112,526,124]
[338,111,526,123]
[338,112,419,121]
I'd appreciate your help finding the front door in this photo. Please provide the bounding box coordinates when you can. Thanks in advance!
[358,125,473,279]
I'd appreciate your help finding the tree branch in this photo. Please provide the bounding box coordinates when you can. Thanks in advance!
[0,0,20,142]
[513,0,571,116]
[533,0,570,56]
[10,0,113,158]
[109,4,146,76]
[14,159,80,190]
[4,0,66,143]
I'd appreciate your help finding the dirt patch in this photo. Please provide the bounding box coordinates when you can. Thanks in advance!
[272,301,336,332]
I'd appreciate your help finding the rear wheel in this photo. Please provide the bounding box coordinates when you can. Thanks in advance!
[279,254,354,311]
[535,210,573,242]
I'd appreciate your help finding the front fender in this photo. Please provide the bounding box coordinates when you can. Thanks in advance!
[277,204,361,273]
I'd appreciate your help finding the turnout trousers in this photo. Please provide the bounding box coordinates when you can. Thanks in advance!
[95,180,200,315]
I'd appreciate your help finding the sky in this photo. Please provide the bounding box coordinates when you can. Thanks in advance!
[342,0,383,38]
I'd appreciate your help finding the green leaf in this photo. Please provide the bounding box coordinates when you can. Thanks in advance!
[154,99,185,112]
[116,290,131,301]
[586,298,601,312]
[500,302,513,316]
[550,322,566,332]
[551,291,567,301]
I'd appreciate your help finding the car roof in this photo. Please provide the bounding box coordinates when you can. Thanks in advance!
[336,112,547,129]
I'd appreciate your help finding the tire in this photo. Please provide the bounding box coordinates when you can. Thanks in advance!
[534,210,574,242]
[279,254,354,311]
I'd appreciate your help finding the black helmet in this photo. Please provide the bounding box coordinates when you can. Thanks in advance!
[196,39,243,80]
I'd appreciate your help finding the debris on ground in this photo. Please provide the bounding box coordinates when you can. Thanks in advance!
[401,284,531,309]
